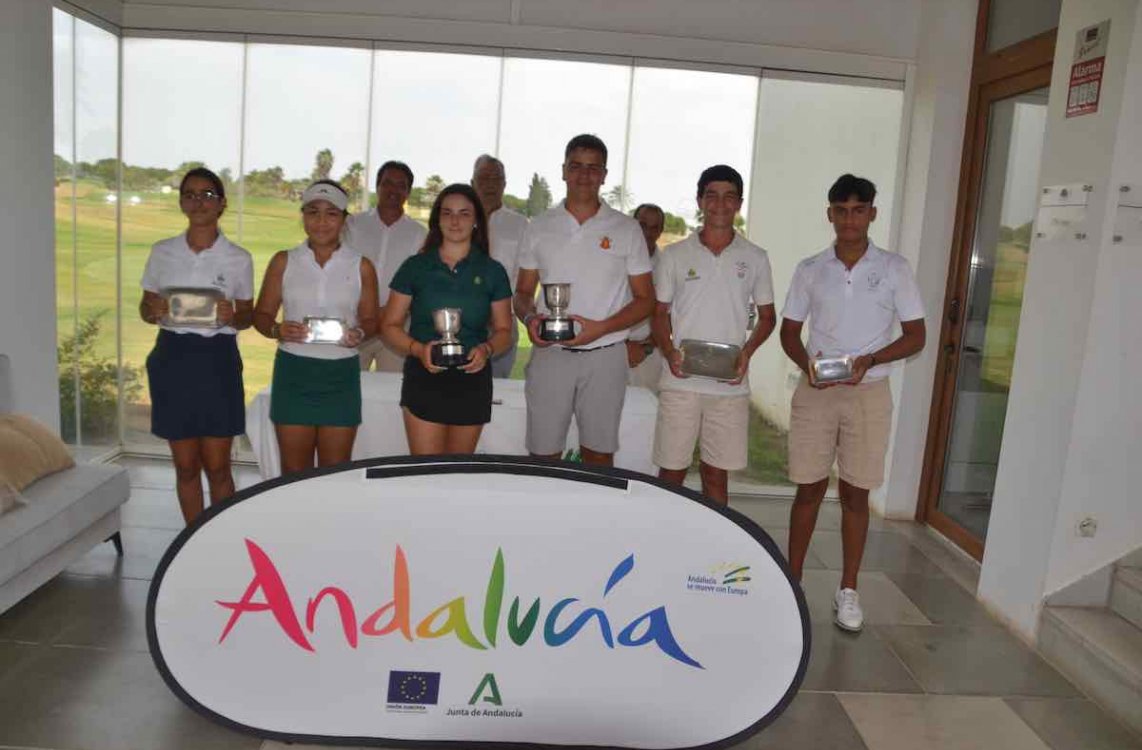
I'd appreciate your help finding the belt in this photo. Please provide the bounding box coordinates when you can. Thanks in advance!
[563,342,620,354]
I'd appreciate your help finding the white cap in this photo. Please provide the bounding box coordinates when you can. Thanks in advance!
[301,182,348,211]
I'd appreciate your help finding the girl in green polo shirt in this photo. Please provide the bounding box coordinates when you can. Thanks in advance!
[380,184,513,454]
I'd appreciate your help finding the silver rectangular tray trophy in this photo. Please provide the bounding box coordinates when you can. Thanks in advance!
[303,316,346,345]
[678,339,742,381]
[161,286,223,328]
[811,355,854,384]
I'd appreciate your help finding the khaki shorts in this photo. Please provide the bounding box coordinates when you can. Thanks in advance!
[788,376,893,490]
[653,390,750,471]
[525,343,628,455]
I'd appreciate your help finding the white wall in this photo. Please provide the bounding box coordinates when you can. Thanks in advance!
[1044,1,1142,595]
[978,0,1142,639]
[880,0,977,519]
[0,0,59,430]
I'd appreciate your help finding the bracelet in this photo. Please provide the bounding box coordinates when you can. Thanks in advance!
[270,322,281,339]
[482,342,495,358]
[523,312,538,325]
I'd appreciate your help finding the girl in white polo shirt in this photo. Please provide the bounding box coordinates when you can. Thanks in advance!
[139,167,254,525]
[253,181,379,475]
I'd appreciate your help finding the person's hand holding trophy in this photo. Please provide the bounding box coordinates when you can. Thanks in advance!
[423,307,468,372]
[536,282,575,342]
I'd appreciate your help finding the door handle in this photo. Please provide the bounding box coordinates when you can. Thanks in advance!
[948,298,961,325]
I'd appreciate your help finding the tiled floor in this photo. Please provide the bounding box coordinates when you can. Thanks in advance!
[1,457,1140,750]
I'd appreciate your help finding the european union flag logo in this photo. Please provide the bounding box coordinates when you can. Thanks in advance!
[387,671,441,705]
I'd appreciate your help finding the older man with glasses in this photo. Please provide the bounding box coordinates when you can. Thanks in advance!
[472,154,529,378]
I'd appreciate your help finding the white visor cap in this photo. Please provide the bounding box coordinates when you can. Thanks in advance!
[301,182,348,212]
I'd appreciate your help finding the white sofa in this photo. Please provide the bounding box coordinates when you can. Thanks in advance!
[0,353,130,614]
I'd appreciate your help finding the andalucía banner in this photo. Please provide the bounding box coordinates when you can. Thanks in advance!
[147,456,810,749]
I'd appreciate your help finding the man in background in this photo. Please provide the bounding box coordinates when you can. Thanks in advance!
[627,203,665,391]
[344,160,427,372]
[472,154,528,378]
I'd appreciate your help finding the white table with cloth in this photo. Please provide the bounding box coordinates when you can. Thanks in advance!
[246,371,658,479]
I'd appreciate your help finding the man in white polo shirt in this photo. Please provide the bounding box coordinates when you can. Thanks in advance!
[343,160,427,372]
[652,166,776,505]
[472,153,529,378]
[627,202,665,391]
[781,173,926,633]
[514,134,655,467]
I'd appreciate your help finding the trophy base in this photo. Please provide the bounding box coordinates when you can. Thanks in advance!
[539,318,575,342]
[431,342,468,368]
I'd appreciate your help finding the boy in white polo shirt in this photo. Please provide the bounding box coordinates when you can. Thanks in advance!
[514,134,655,466]
[780,173,926,633]
[652,165,776,505]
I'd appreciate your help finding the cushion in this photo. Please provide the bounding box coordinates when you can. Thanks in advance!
[0,414,76,510]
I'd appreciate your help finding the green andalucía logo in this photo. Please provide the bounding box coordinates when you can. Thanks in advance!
[469,673,502,706]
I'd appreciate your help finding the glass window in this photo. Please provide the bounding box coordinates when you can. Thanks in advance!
[121,38,244,446]
[370,49,500,214]
[59,16,119,449]
[241,42,372,403]
[498,56,632,213]
[745,75,904,487]
[626,65,758,244]
[53,9,77,445]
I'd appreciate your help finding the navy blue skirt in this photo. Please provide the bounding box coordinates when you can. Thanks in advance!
[146,330,245,441]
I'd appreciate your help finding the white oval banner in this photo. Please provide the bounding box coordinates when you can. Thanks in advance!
[148,457,810,749]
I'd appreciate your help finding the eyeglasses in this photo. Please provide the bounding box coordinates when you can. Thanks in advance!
[181,190,221,203]
[565,162,605,175]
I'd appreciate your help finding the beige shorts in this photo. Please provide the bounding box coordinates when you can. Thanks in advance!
[653,389,750,471]
[788,376,893,490]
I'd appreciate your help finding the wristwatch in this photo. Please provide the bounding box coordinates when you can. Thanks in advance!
[868,353,878,366]
[642,341,654,356]
[270,322,281,339]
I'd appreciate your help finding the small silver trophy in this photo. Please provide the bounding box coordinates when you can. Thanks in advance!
[431,308,468,368]
[162,286,223,328]
[811,354,854,384]
[303,316,346,344]
[540,282,575,342]
[678,339,742,381]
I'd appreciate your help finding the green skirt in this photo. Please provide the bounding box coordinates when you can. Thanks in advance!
[270,349,362,427]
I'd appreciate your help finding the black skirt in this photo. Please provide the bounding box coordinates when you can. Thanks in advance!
[146,329,245,441]
[400,355,493,426]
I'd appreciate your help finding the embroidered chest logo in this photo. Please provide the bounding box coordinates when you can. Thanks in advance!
[735,261,748,280]
[685,267,701,282]
[599,236,612,250]
[213,273,226,289]
[866,271,882,291]
[474,276,483,285]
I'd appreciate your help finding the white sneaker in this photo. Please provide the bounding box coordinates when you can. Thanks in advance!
[834,588,864,632]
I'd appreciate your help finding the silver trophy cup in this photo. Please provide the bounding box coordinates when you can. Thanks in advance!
[430,308,468,368]
[540,282,575,342]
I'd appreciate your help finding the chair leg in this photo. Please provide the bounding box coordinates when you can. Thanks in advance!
[106,531,124,557]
